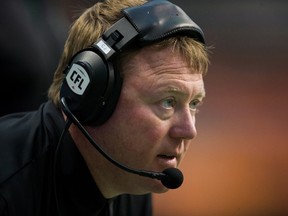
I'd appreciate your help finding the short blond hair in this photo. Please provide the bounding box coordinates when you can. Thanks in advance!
[48,0,209,107]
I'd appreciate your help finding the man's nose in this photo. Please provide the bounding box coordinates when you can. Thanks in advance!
[169,107,197,140]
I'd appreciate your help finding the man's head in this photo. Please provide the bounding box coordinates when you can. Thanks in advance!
[48,0,209,125]
[49,0,210,197]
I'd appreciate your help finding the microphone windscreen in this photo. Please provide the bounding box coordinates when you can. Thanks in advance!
[161,168,184,189]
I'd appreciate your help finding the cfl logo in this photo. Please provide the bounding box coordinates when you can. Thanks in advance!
[66,64,90,95]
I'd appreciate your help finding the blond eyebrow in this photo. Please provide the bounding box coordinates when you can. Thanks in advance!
[164,86,206,100]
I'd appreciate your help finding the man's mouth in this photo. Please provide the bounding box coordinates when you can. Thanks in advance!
[157,154,176,160]
[157,154,178,165]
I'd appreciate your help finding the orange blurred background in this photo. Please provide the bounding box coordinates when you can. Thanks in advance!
[154,1,288,215]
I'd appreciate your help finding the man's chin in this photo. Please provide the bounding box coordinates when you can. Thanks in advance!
[149,180,170,194]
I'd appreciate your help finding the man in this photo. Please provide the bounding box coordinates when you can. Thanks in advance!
[0,0,209,215]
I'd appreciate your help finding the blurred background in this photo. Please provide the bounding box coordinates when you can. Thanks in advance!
[1,0,287,215]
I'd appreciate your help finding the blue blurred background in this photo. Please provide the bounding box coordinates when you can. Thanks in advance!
[1,0,287,215]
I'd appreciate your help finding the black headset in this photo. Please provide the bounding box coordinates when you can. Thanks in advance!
[59,0,205,126]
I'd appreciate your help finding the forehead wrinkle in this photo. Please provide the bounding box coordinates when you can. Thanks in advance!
[143,54,194,78]
[123,45,204,97]
[131,45,194,76]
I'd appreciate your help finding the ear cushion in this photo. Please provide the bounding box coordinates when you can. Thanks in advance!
[60,49,122,125]
[94,66,122,126]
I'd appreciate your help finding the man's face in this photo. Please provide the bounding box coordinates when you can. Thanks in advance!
[88,45,205,195]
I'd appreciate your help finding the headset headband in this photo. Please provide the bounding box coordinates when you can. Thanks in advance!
[91,0,205,60]
[123,0,205,44]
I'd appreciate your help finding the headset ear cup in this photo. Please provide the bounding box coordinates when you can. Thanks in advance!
[92,64,123,125]
[60,49,117,125]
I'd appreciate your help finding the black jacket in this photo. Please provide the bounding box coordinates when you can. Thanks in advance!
[0,101,152,216]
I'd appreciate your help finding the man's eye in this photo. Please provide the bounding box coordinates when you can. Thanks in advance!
[161,98,176,109]
[189,99,203,113]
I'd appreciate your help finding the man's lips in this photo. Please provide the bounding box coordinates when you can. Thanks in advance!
[157,154,176,160]
[157,154,178,167]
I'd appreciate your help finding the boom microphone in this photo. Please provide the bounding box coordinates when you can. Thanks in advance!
[60,97,184,189]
